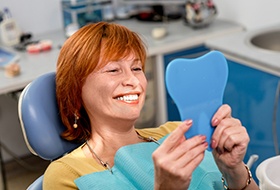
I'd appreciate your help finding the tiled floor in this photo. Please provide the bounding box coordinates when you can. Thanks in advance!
[3,155,49,190]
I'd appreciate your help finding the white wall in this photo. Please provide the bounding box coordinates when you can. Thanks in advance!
[214,0,280,30]
[0,0,63,35]
[1,0,280,35]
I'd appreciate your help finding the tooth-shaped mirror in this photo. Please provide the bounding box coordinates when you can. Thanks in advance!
[165,51,228,151]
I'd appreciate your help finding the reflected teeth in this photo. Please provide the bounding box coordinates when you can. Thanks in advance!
[116,95,138,101]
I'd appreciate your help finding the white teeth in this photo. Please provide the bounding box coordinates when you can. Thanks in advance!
[116,94,138,101]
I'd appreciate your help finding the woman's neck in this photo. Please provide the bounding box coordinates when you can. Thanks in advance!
[83,122,143,166]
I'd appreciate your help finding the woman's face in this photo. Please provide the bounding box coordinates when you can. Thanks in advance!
[81,53,147,124]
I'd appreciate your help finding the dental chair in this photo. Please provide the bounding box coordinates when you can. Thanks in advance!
[18,72,82,190]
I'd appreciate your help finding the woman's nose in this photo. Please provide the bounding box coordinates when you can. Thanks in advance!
[122,71,140,86]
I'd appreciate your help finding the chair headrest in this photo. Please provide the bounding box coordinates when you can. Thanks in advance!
[18,72,82,161]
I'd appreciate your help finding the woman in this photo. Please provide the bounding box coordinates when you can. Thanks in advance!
[43,22,259,189]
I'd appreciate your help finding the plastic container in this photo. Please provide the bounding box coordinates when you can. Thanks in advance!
[61,0,105,36]
[0,18,21,46]
[256,155,280,190]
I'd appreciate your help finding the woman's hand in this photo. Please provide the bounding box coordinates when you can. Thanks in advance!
[211,104,249,168]
[152,120,208,190]
[210,104,260,189]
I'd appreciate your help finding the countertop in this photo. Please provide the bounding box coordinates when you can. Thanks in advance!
[0,19,244,95]
[206,24,280,77]
[116,19,244,56]
[0,30,66,95]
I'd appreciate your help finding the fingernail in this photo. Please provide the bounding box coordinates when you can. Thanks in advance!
[202,142,208,149]
[184,119,193,125]
[203,142,208,148]
[200,135,206,141]
[211,139,217,149]
[212,118,219,126]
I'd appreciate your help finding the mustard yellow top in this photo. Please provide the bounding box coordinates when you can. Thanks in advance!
[43,122,179,190]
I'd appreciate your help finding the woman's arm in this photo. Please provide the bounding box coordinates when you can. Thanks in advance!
[211,104,259,190]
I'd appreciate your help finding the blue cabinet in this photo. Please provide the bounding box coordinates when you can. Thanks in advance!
[164,45,210,121]
[223,59,280,181]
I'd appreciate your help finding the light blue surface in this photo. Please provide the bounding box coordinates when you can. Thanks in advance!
[165,51,228,150]
[163,45,210,121]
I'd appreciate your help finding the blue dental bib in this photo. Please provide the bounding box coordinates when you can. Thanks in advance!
[75,135,223,190]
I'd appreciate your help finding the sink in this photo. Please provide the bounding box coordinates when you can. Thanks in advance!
[248,29,280,52]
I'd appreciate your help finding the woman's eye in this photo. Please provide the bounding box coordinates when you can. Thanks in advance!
[132,67,142,72]
[107,69,118,73]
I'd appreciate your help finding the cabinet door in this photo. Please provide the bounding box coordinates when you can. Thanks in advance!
[223,59,280,181]
[164,45,210,121]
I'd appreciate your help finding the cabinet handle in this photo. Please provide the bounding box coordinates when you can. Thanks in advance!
[272,80,280,155]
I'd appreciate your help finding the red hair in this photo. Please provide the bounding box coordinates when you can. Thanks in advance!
[56,22,147,141]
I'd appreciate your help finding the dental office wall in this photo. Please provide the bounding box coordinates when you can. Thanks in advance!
[0,0,280,161]
[0,0,280,34]
[1,0,280,35]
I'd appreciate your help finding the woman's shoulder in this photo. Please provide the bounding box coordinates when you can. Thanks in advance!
[43,154,80,189]
[137,121,182,140]
[43,144,104,189]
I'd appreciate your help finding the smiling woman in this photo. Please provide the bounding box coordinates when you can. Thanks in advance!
[43,21,259,190]
[55,22,147,142]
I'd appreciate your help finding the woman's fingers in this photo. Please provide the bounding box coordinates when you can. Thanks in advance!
[153,119,207,171]
[171,135,207,161]
[211,104,232,126]
[217,126,242,152]
[153,120,210,190]
[153,133,207,186]
[211,117,241,149]
[223,130,249,153]
[168,145,206,182]
[175,137,208,170]
[210,116,249,160]
[159,120,193,153]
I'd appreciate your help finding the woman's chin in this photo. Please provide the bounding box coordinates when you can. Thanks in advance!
[121,115,141,123]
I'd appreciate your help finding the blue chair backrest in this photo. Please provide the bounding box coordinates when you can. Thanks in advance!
[18,72,82,189]
[165,50,228,150]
